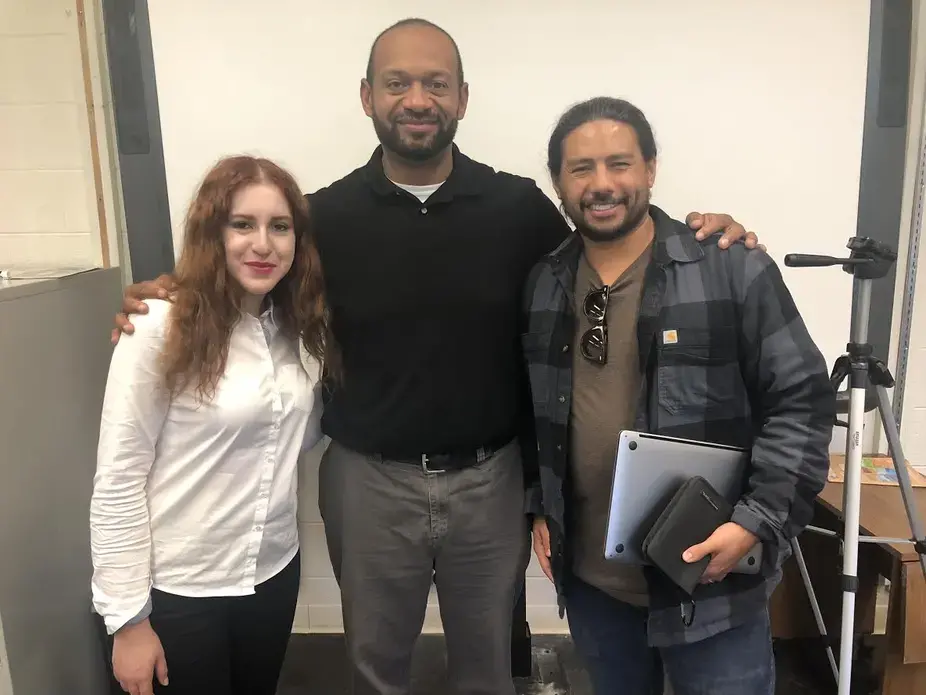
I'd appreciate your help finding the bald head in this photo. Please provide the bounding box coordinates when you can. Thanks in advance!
[365,18,464,87]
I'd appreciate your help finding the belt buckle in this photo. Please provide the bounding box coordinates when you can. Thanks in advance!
[421,454,445,474]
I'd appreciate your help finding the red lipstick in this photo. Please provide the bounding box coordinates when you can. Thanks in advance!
[245,261,276,275]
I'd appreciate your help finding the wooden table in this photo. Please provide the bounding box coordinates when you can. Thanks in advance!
[770,482,926,694]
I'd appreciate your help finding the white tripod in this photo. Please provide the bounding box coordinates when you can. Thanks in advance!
[784,236,926,695]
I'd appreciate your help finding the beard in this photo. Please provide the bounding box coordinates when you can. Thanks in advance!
[564,187,651,243]
[371,109,458,162]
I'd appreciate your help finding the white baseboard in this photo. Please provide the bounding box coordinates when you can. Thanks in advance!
[292,604,571,635]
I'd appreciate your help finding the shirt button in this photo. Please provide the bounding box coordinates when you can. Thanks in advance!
[420,207,428,215]
[558,395,566,403]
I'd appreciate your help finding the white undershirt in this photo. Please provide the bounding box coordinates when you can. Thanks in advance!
[90,299,323,634]
[390,179,445,203]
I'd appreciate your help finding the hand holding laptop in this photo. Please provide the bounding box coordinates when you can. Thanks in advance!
[683,522,760,584]
[637,473,762,595]
[604,431,755,568]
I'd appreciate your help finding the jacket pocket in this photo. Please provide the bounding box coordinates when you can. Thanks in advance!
[656,326,741,416]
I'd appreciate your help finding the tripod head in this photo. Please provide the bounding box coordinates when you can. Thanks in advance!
[783,236,898,417]
[784,236,897,279]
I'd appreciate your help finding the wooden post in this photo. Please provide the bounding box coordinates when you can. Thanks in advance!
[75,0,112,268]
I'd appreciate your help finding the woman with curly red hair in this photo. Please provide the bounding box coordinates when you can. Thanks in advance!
[89,155,329,695]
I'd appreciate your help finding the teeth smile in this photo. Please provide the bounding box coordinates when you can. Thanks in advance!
[590,203,618,210]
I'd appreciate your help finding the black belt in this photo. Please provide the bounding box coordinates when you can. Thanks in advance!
[375,438,511,473]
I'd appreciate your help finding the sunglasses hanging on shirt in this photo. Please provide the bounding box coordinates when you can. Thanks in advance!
[581,285,609,365]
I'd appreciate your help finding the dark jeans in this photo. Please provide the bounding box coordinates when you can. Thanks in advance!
[564,576,775,695]
[99,551,300,695]
[318,439,531,695]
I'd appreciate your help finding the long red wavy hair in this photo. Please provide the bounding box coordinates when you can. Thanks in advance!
[161,155,331,402]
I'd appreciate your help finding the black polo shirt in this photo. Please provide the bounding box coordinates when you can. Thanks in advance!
[307,145,570,458]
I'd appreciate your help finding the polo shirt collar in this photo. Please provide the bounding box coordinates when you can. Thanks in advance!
[362,143,486,199]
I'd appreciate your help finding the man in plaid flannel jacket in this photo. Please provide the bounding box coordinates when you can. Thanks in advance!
[521,97,836,695]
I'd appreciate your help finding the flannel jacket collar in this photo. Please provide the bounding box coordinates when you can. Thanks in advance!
[546,204,703,286]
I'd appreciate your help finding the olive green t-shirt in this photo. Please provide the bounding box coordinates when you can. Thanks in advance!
[569,246,652,605]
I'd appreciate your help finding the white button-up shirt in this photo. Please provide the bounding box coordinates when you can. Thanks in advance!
[90,299,323,634]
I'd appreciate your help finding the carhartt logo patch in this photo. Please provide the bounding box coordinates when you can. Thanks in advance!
[663,329,678,345]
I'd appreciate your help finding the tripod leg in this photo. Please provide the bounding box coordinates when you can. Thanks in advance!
[876,386,926,579]
[791,537,839,681]
[837,382,866,695]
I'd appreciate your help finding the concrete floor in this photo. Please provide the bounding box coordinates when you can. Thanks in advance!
[277,635,584,695]
[276,633,869,694]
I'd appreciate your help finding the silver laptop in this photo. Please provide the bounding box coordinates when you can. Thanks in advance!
[603,430,762,572]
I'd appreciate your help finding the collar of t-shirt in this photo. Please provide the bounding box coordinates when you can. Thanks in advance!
[389,178,446,203]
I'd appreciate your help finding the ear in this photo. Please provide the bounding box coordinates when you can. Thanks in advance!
[457,82,470,119]
[551,178,563,203]
[360,78,374,118]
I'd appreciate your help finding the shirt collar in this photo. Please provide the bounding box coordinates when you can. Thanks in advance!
[249,298,279,337]
[648,204,704,265]
[362,143,486,199]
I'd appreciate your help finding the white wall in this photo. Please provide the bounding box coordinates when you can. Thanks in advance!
[147,0,872,632]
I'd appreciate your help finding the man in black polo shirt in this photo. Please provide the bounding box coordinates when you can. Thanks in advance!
[112,17,762,695]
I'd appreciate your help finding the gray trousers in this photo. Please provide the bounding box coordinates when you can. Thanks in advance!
[318,438,531,695]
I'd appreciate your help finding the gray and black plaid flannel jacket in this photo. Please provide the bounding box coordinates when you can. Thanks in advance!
[520,205,836,647]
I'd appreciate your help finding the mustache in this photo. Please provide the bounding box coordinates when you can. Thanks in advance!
[395,113,440,124]
[581,194,628,208]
